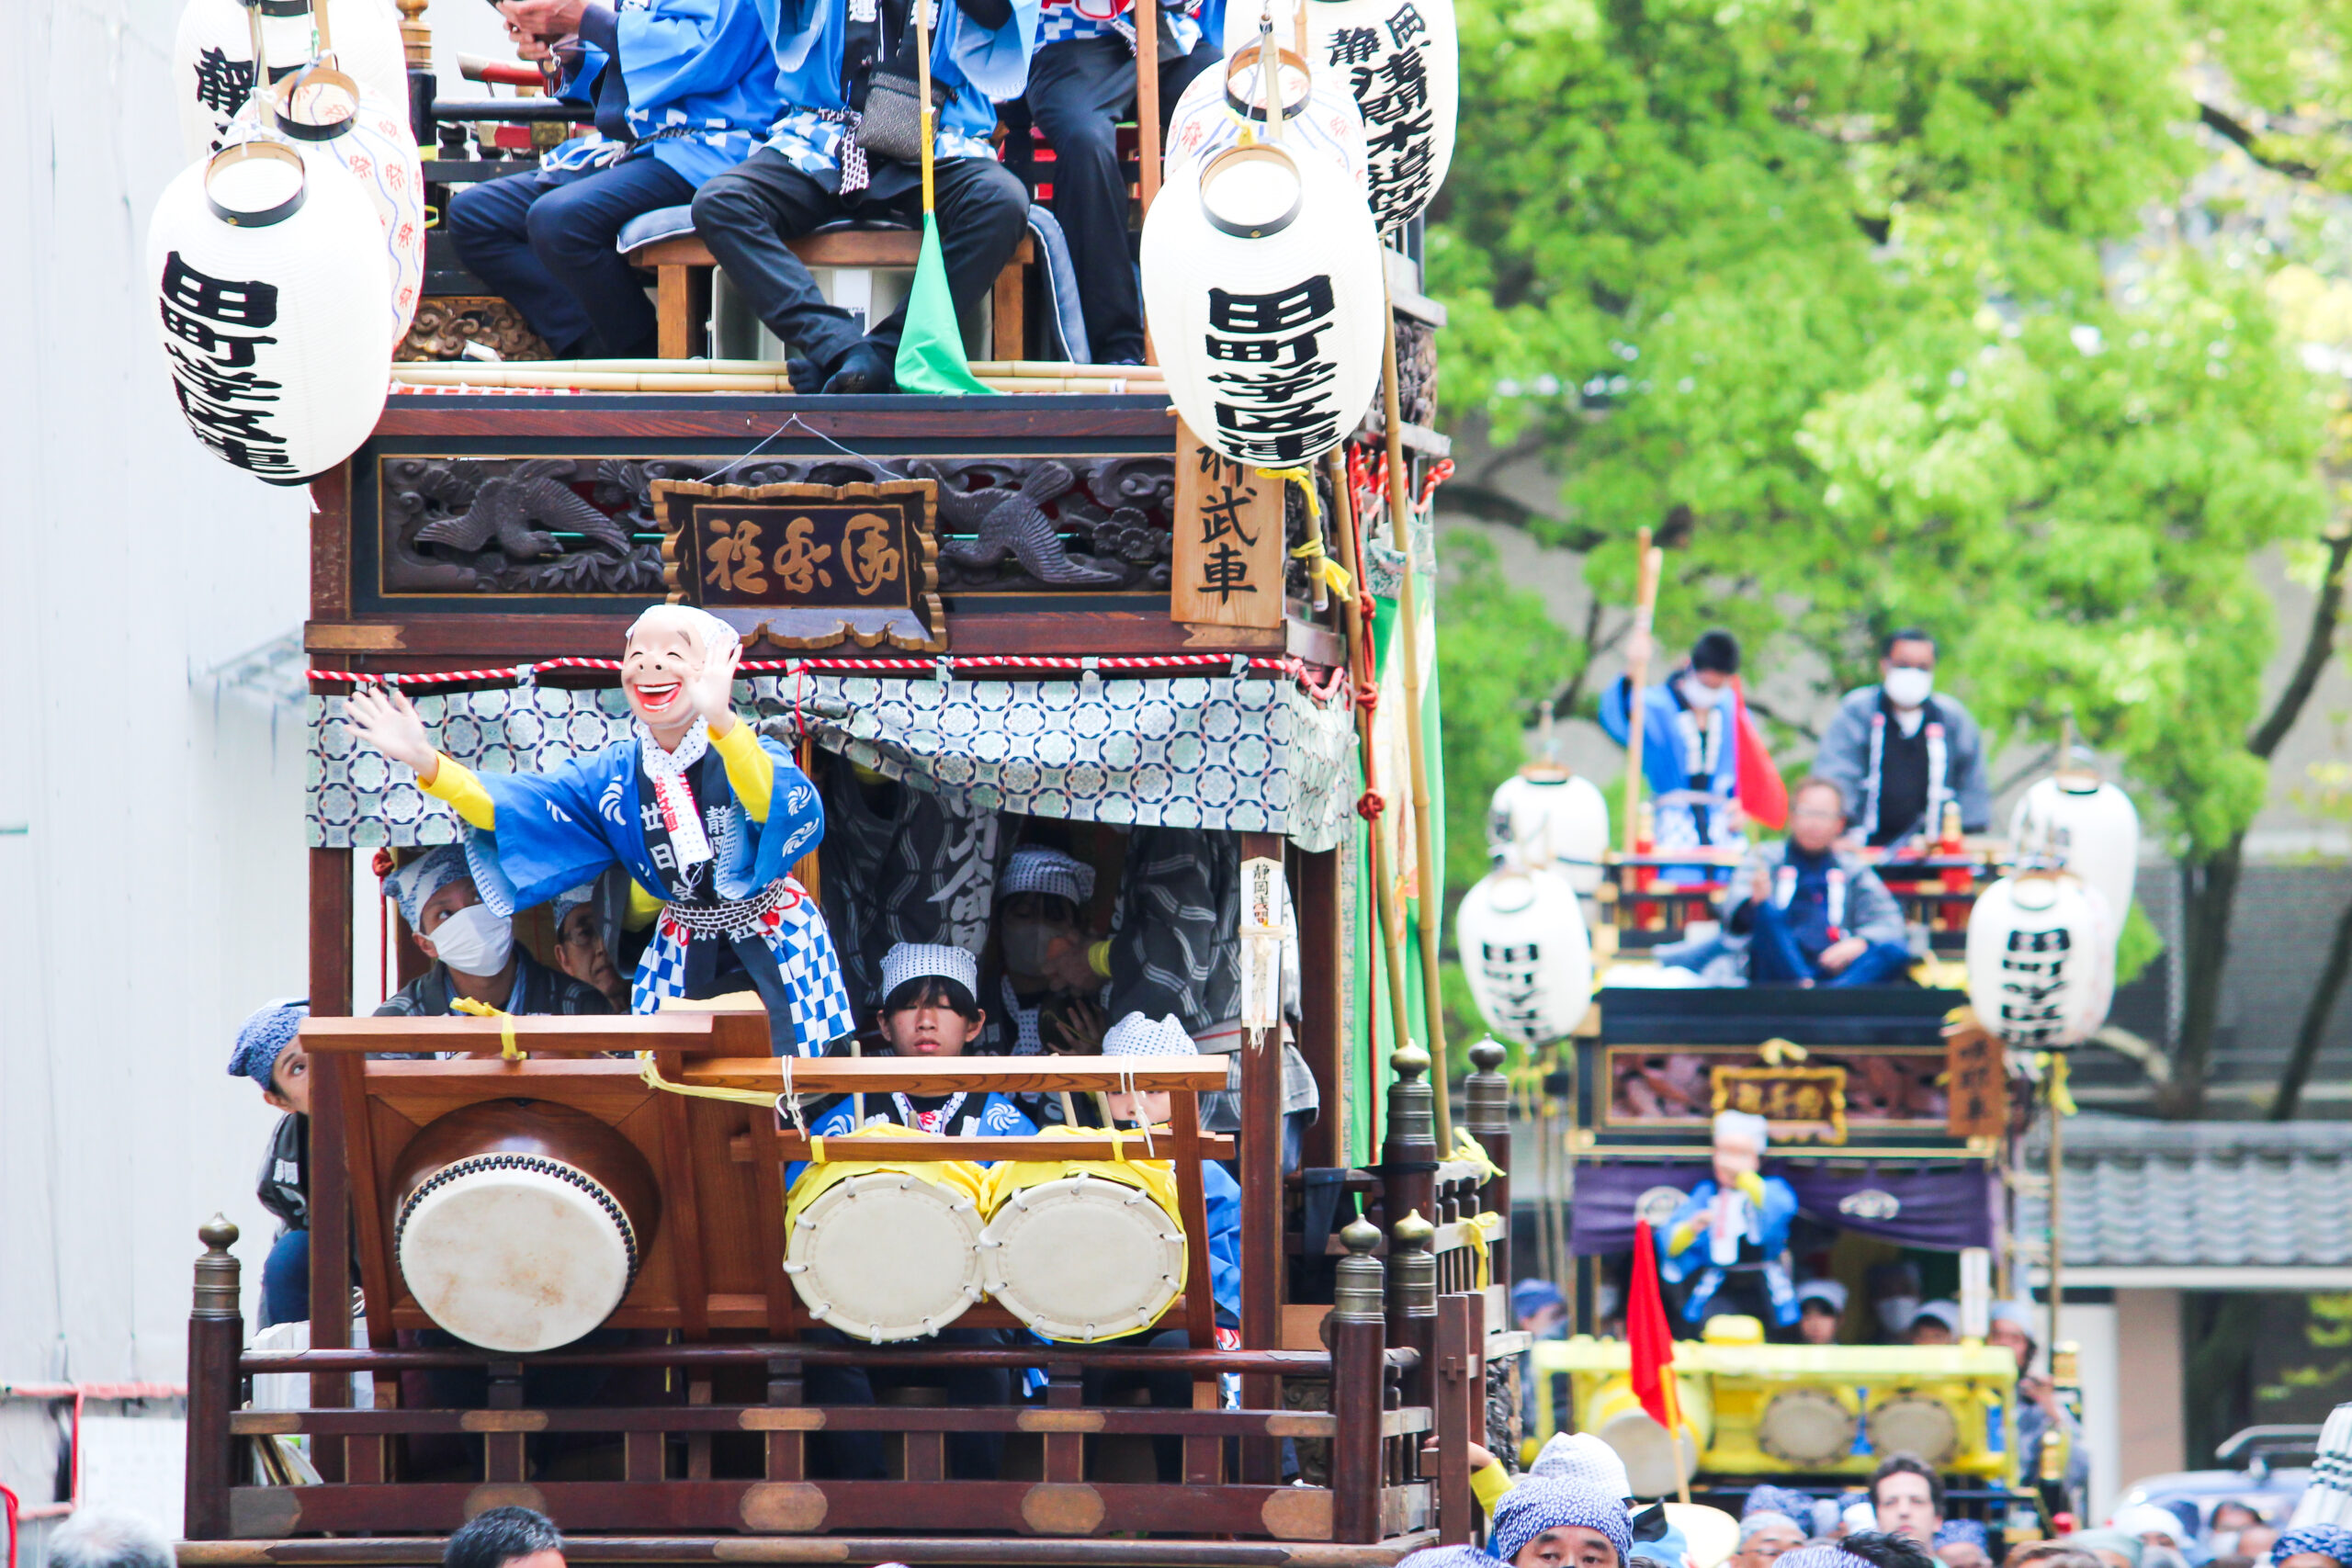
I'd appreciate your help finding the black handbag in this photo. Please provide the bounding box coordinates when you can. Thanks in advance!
[855,50,949,164]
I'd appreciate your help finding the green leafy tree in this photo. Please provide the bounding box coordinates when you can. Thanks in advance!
[1429,0,2352,1113]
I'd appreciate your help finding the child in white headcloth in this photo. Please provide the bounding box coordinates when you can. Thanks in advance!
[800,942,1035,1146]
[346,604,852,1058]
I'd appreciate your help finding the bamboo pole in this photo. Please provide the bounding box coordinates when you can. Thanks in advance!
[1329,446,1414,1151]
[422,357,1176,378]
[1619,527,1662,855]
[388,366,1165,395]
[1378,288,1452,1151]
[1135,0,1160,213]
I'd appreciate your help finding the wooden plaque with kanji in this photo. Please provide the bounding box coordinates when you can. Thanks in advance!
[1170,421,1286,629]
[1943,1019,2008,1139]
[653,478,945,652]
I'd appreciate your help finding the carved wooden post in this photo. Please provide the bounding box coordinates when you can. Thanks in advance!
[1464,1038,1511,1298]
[1329,1215,1388,1546]
[1387,1210,1437,1429]
[186,1216,243,1542]
[1381,1043,1438,1414]
[1433,1292,1481,1544]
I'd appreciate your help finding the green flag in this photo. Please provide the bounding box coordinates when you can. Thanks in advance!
[892,214,993,396]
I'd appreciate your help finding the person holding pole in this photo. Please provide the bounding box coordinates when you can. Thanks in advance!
[1600,626,1782,878]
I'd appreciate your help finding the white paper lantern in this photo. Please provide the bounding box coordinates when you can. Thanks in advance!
[2009,773,2140,947]
[1965,872,2115,1049]
[1141,142,1385,468]
[149,139,392,484]
[1165,41,1370,197]
[1455,867,1593,1046]
[237,70,426,345]
[175,0,411,159]
[1224,0,1457,231]
[1488,771,1610,894]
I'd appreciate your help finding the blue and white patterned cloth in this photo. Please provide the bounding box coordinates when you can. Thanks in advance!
[1035,0,1198,54]
[633,877,855,1055]
[1491,1481,1634,1568]
[752,0,1038,175]
[545,0,782,185]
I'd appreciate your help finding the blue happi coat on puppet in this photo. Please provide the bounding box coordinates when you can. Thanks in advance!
[457,721,854,1056]
[1658,1166,1801,1327]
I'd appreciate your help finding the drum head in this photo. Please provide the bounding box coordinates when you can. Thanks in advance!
[785,1170,986,1342]
[395,1156,638,1353]
[978,1173,1185,1342]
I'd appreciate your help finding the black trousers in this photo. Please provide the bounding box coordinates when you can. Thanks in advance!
[691,148,1030,375]
[1024,34,1218,363]
[444,153,695,359]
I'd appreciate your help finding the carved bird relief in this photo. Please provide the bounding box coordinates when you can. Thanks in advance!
[921,461,1125,587]
[415,459,635,560]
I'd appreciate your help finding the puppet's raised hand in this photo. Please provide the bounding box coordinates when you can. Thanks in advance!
[346,683,440,780]
[687,637,743,737]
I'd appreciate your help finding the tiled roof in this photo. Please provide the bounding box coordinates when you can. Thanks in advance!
[2017,1117,2352,1268]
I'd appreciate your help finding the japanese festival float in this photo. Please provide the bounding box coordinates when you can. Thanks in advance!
[1454,572,2136,1549]
[152,0,1507,1556]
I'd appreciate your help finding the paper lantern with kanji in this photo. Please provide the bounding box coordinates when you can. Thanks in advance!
[1140,142,1385,469]
[1224,0,1457,231]
[148,140,391,483]
[237,69,425,346]
[1455,867,1593,1047]
[1964,871,2115,1049]
[175,0,410,158]
[1488,771,1610,894]
[2009,772,2141,950]
[1165,40,1369,196]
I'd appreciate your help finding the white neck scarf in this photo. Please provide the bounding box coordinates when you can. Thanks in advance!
[637,716,714,867]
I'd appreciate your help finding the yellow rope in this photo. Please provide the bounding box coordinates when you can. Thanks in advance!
[1447,1126,1502,1182]
[2037,1052,2077,1117]
[1757,1037,1809,1066]
[1256,465,1320,517]
[636,1049,778,1109]
[1291,535,1352,595]
[450,997,524,1060]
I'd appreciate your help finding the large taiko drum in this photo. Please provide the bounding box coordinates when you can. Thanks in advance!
[783,1128,988,1342]
[388,1100,662,1354]
[978,1127,1189,1343]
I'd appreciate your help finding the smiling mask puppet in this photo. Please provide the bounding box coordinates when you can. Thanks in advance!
[345,604,852,1056]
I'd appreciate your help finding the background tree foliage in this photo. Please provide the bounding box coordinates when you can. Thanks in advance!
[1428,0,2352,1112]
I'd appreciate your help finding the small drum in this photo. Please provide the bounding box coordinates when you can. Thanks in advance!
[784,1128,988,1342]
[978,1129,1189,1343]
[389,1100,661,1355]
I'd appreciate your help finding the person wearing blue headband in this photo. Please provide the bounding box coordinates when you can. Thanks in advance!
[225,998,314,1328]
[2273,1527,2352,1568]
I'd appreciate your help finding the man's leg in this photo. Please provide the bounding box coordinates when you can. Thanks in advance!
[258,1227,310,1329]
[692,149,868,378]
[1027,37,1148,360]
[522,154,696,358]
[1826,940,1917,987]
[862,157,1033,361]
[446,166,597,357]
[1744,898,1818,986]
[1159,36,1220,124]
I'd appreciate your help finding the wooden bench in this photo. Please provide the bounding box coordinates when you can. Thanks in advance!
[628,230,1032,361]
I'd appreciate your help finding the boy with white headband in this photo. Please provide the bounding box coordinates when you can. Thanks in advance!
[346,605,852,1056]
[799,942,1035,1145]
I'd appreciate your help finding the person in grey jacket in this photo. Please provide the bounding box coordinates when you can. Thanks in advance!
[1814,629,1992,848]
[1720,778,1914,987]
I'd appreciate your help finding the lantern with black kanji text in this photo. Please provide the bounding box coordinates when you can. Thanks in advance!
[1224,0,1457,231]
[2008,770,2140,954]
[1963,870,2115,1049]
[1488,771,1611,895]
[147,140,391,483]
[1141,142,1385,470]
[1455,866,1593,1047]
[175,0,410,159]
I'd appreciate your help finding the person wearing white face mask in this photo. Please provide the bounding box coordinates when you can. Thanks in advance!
[1601,627,1784,873]
[375,845,613,1021]
[1815,629,1992,849]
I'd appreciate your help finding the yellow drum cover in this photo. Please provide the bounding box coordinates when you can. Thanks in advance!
[1584,1372,1712,1496]
[978,1126,1190,1344]
[782,1126,988,1342]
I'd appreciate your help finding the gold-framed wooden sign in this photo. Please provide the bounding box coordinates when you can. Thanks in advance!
[652,478,946,651]
[1710,1065,1849,1144]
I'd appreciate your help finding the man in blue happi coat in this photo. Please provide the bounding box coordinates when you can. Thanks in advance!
[447,0,780,358]
[1659,1110,1801,1331]
[1600,627,1747,871]
[689,0,1037,391]
[344,604,854,1057]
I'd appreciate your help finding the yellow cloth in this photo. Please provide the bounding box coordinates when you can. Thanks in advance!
[709,717,771,821]
[976,1123,1190,1344]
[1471,1461,1512,1512]
[783,1123,989,1234]
[1087,939,1113,980]
[626,880,664,929]
[421,754,496,830]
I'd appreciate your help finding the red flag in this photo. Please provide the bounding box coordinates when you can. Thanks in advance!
[1732,676,1788,830]
[1628,1220,1680,1427]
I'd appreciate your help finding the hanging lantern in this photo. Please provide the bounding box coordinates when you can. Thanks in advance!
[1165,38,1369,196]
[239,68,425,346]
[1141,142,1385,468]
[149,139,392,483]
[1224,0,1457,231]
[1488,770,1610,894]
[1455,867,1593,1047]
[175,0,410,158]
[1964,871,2115,1049]
[2009,770,2140,948]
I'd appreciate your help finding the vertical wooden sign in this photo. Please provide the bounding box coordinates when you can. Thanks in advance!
[1171,421,1286,628]
[1944,1018,2008,1139]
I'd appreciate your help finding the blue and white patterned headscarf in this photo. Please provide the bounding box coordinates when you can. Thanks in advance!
[1398,1550,1509,1568]
[226,998,309,1092]
[2273,1528,2352,1567]
[1528,1431,1632,1497]
[1935,1520,1990,1553]
[1747,1485,1816,1523]
[1491,1481,1634,1568]
[999,846,1095,908]
[384,844,470,930]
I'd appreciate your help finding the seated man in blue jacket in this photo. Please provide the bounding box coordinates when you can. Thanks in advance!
[691,0,1038,392]
[447,0,779,358]
[1720,776,1913,987]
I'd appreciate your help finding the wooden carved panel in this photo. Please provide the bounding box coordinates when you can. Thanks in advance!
[396,297,552,363]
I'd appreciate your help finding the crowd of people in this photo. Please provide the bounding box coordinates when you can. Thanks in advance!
[442,0,1231,389]
[1600,626,1993,989]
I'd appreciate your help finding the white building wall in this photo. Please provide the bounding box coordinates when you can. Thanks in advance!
[0,0,311,1528]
